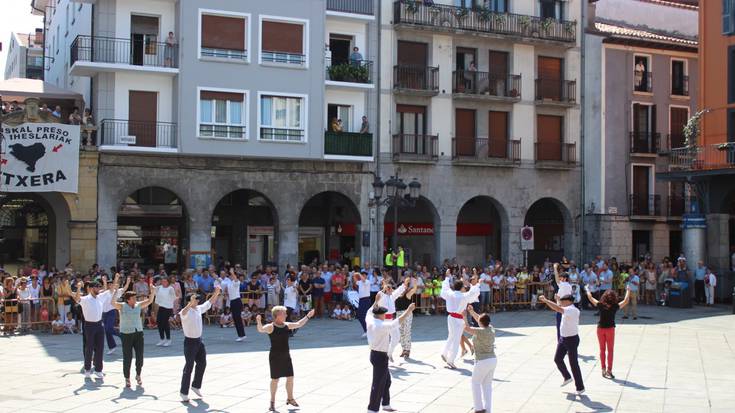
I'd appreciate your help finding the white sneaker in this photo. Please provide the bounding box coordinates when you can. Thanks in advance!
[156,340,165,346]
[561,378,573,387]
[361,332,367,338]
[180,393,189,402]
[94,371,105,379]
[191,387,203,398]
[447,362,457,369]
[106,348,116,355]
[235,336,244,342]
[162,340,171,347]
[577,388,586,395]
[382,405,397,412]
[83,370,91,378]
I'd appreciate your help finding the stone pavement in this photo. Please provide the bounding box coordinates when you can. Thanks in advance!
[1,305,734,413]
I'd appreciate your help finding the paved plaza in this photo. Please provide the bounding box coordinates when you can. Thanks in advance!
[1,305,734,413]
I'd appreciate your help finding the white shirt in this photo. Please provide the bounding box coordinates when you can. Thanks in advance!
[557,281,573,298]
[377,284,405,314]
[492,275,503,289]
[357,279,371,298]
[155,285,176,309]
[101,288,124,313]
[224,278,241,302]
[479,273,491,292]
[440,278,480,314]
[28,283,41,301]
[180,300,212,339]
[366,310,398,352]
[369,274,381,292]
[284,285,298,309]
[559,305,580,337]
[322,272,333,293]
[707,273,717,287]
[586,273,599,293]
[80,290,111,322]
[506,276,517,288]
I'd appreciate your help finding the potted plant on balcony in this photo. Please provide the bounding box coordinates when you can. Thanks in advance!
[492,13,507,30]
[454,6,469,21]
[508,88,519,98]
[405,0,420,15]
[477,6,492,22]
[541,18,555,34]
[518,15,531,34]
[564,21,575,36]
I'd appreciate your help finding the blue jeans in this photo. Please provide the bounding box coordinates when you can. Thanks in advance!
[102,310,118,350]
[479,291,491,309]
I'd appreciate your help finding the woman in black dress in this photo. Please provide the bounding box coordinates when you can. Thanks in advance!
[256,306,315,412]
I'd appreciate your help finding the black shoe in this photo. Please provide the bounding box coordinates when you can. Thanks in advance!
[633,317,637,320]
[622,316,629,319]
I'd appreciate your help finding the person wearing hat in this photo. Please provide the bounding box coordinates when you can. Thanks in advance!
[539,293,585,394]
[179,285,221,402]
[374,277,406,362]
[366,294,416,413]
[73,273,121,379]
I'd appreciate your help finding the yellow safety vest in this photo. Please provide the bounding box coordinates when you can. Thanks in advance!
[385,252,394,266]
[396,250,405,267]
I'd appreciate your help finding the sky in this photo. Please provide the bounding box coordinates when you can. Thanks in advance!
[0,0,44,79]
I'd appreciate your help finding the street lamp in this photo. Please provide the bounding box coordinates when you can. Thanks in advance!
[372,174,421,281]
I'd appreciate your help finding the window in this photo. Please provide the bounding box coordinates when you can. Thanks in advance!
[486,0,507,13]
[259,94,306,141]
[198,90,247,139]
[632,103,657,153]
[260,18,307,65]
[671,59,687,96]
[724,0,735,35]
[540,0,562,20]
[729,109,735,143]
[327,104,351,132]
[72,2,76,24]
[536,114,563,161]
[55,26,59,54]
[730,46,735,103]
[65,4,69,34]
[634,55,651,92]
[199,11,249,61]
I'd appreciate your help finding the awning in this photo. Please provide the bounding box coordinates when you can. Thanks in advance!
[0,78,84,107]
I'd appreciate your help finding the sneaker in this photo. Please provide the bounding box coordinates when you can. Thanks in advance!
[577,388,586,395]
[156,340,165,346]
[83,370,92,378]
[191,387,203,398]
[106,348,116,355]
[180,393,189,402]
[447,362,457,369]
[235,336,244,342]
[382,406,397,412]
[163,340,171,347]
[561,378,573,387]
[94,371,105,379]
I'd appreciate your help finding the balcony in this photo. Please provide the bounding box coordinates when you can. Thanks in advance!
[669,143,735,171]
[535,79,576,106]
[452,137,521,164]
[393,1,576,45]
[630,132,661,154]
[70,35,179,76]
[634,71,652,93]
[327,0,374,16]
[392,134,439,162]
[324,131,373,159]
[99,119,177,151]
[452,71,521,101]
[393,65,439,95]
[629,194,661,217]
[671,76,689,97]
[535,142,576,165]
[261,51,306,66]
[325,59,374,88]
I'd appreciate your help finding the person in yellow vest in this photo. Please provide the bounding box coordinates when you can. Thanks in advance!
[384,249,395,271]
[396,246,406,270]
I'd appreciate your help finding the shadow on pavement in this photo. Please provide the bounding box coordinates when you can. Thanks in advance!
[565,393,614,412]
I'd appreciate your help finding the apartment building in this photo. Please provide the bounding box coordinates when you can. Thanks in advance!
[34,0,379,271]
[584,0,699,263]
[3,30,45,80]
[377,0,582,266]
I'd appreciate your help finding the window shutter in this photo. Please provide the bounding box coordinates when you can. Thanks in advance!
[725,0,734,35]
[201,15,245,51]
[200,90,244,102]
[262,21,303,54]
[651,105,657,136]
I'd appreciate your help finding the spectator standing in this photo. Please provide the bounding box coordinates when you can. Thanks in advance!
[51,105,62,118]
[349,46,363,64]
[585,286,631,379]
[311,271,326,318]
[623,269,640,320]
[165,31,177,67]
[694,261,706,305]
[359,116,370,134]
[704,268,717,306]
[68,107,82,125]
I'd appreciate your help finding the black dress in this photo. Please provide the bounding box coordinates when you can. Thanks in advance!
[269,324,294,379]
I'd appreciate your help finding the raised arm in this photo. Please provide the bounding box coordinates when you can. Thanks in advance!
[618,286,632,308]
[255,314,274,334]
[287,309,315,330]
[463,307,478,335]
[585,287,599,307]
[553,263,561,284]
[208,285,221,305]
[467,303,482,325]
[73,281,83,303]
[539,294,564,314]
[440,273,452,299]
[180,294,197,317]
[140,280,157,309]
[396,303,416,324]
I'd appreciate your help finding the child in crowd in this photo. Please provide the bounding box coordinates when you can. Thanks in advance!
[63,312,77,334]
[331,303,343,319]
[299,295,310,315]
[51,314,65,335]
[219,307,234,328]
[339,304,352,320]
[242,304,253,327]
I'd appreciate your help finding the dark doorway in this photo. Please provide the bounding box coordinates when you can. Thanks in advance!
[131,15,159,66]
[668,230,682,261]
[524,198,565,265]
[632,230,651,262]
[329,34,352,65]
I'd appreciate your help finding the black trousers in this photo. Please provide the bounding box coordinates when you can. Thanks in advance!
[358,297,371,333]
[555,312,562,341]
[157,307,172,340]
[694,280,705,304]
[554,334,584,391]
[230,298,246,338]
[368,350,391,411]
[121,331,144,379]
[83,321,104,372]
[181,337,207,395]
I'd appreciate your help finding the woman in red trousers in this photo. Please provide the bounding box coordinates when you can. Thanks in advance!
[585,285,631,379]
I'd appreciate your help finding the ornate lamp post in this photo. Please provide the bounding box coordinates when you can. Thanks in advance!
[372,174,421,281]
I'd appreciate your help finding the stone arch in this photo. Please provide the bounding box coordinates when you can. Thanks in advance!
[523,197,574,266]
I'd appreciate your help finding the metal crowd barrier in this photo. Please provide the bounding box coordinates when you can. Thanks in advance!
[0,297,58,333]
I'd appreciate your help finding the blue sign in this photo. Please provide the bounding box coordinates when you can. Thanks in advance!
[682,214,706,229]
[189,252,212,270]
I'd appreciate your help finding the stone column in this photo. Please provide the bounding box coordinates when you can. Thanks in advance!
[706,213,730,301]
[97,219,117,270]
[438,222,457,265]
[278,222,299,274]
[683,213,707,297]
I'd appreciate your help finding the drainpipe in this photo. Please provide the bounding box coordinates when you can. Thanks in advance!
[373,0,382,267]
[579,0,587,263]
[30,1,46,81]
[89,4,95,113]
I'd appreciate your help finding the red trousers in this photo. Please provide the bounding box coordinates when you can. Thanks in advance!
[596,327,615,371]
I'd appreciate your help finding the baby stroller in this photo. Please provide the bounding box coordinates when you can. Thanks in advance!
[659,278,674,306]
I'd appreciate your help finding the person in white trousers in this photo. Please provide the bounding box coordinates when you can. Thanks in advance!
[704,269,717,306]
[464,304,497,413]
[441,271,480,369]
[375,276,406,362]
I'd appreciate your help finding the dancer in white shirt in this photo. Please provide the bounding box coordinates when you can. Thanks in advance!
[440,271,480,369]
[374,278,406,362]
[355,271,372,337]
[366,293,415,413]
[74,274,121,379]
[155,276,178,347]
[179,286,221,402]
[224,268,246,342]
